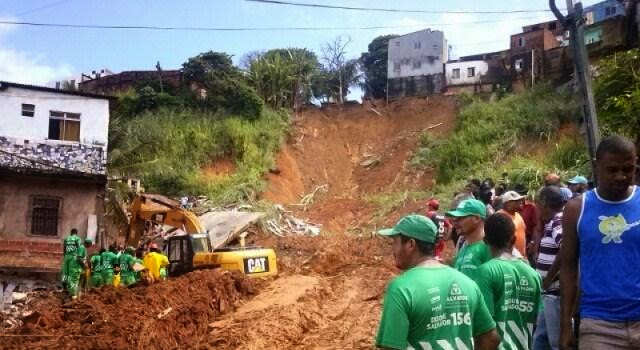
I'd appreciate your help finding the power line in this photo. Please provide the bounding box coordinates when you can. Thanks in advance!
[244,0,558,14]
[0,16,548,32]
[15,0,71,17]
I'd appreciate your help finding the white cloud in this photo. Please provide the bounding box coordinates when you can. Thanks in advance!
[0,16,74,86]
[0,48,73,85]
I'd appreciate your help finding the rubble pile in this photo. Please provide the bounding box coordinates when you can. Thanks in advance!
[1,270,257,350]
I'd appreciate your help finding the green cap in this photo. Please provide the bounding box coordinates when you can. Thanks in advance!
[84,238,93,244]
[446,199,487,219]
[378,214,438,243]
[125,246,135,254]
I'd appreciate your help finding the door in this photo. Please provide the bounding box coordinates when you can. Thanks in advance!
[166,237,194,277]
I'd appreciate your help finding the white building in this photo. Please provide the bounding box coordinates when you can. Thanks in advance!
[0,81,112,274]
[445,60,489,86]
[0,82,110,147]
[387,29,448,79]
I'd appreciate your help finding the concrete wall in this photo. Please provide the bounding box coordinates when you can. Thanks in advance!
[0,176,103,240]
[0,86,110,147]
[445,60,489,86]
[510,29,560,56]
[387,29,447,79]
[387,74,445,99]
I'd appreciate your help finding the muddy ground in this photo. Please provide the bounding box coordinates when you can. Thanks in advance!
[2,234,397,349]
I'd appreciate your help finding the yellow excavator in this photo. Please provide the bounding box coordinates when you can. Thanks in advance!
[122,193,277,278]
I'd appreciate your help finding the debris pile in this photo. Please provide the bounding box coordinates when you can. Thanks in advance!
[1,278,56,334]
[1,269,257,350]
[264,205,322,237]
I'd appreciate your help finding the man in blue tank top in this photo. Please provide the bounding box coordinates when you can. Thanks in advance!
[560,135,640,350]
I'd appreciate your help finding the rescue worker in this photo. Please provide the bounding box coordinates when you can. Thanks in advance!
[89,248,105,288]
[79,239,93,294]
[61,228,81,290]
[118,246,137,287]
[143,243,169,282]
[100,245,119,286]
[134,250,148,284]
[66,236,89,299]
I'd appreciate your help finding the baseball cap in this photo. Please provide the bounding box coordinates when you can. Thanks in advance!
[84,238,93,244]
[560,187,573,201]
[501,191,525,203]
[378,214,438,244]
[427,198,440,209]
[446,199,487,219]
[567,175,588,185]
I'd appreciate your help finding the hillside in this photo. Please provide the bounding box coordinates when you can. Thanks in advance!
[263,96,458,232]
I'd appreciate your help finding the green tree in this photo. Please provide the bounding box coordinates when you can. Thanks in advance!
[360,35,398,99]
[182,51,237,85]
[595,49,640,145]
[319,37,361,104]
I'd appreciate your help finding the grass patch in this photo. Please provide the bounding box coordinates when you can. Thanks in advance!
[108,107,288,205]
[412,84,579,183]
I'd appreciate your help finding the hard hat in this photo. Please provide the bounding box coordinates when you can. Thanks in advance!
[427,198,440,209]
[149,242,158,249]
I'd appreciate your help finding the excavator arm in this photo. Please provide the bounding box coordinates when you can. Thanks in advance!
[124,194,205,248]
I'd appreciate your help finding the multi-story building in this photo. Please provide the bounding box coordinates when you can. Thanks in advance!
[0,81,112,274]
[445,50,510,94]
[387,29,448,99]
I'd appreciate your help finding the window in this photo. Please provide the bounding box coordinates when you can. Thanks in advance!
[549,22,557,30]
[467,67,476,78]
[49,111,80,142]
[414,41,421,49]
[611,6,617,15]
[515,59,524,71]
[21,103,35,117]
[30,196,60,236]
[395,41,400,47]
[413,60,422,69]
[606,7,611,16]
[452,68,460,79]
[518,37,526,47]
[393,62,401,71]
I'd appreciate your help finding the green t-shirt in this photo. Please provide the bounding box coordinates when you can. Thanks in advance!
[100,251,118,271]
[454,240,492,281]
[376,265,496,350]
[69,245,87,269]
[63,235,81,255]
[476,258,542,350]
[118,253,135,277]
[90,254,103,273]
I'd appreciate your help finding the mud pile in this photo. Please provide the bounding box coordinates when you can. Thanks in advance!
[2,270,257,350]
[208,234,398,349]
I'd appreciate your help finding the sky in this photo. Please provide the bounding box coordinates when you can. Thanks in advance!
[0,0,604,87]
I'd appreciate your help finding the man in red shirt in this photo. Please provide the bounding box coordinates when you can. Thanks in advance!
[425,198,452,259]
[515,184,541,264]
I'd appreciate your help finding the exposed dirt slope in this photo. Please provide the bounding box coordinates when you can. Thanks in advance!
[263,96,458,232]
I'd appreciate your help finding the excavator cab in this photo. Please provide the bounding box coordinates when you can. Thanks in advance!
[165,234,211,277]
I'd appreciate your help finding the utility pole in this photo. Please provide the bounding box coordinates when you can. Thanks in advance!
[550,0,601,184]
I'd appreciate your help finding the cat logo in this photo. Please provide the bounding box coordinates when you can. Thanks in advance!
[243,257,269,274]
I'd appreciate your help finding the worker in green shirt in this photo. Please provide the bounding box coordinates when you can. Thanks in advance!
[100,245,119,286]
[376,214,500,350]
[67,237,90,299]
[89,248,105,288]
[118,246,137,287]
[475,213,542,350]
[446,199,492,280]
[61,228,82,290]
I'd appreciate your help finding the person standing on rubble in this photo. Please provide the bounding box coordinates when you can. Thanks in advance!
[476,213,542,350]
[89,248,105,288]
[143,243,169,282]
[446,199,492,281]
[561,135,640,350]
[118,247,137,287]
[375,214,500,350]
[66,238,90,299]
[100,245,119,286]
[61,228,82,291]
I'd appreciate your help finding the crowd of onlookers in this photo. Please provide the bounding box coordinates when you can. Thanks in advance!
[376,135,640,350]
